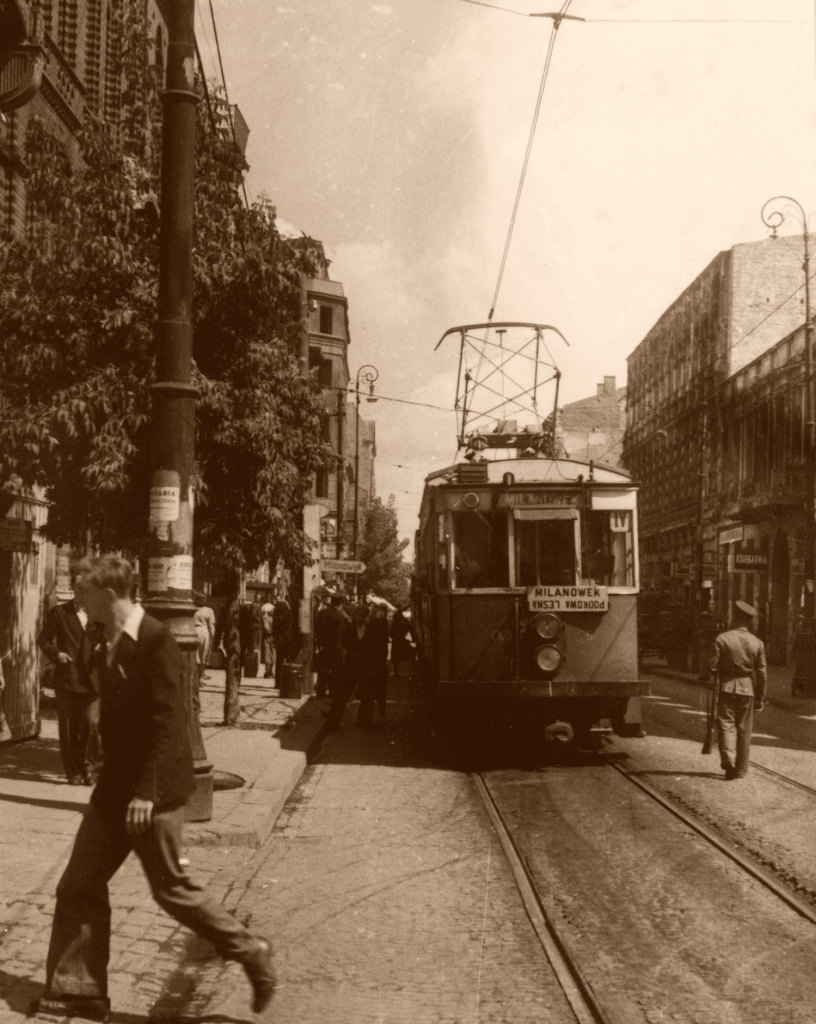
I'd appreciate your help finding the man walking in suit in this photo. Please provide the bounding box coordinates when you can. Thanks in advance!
[33,556,274,1022]
[710,600,767,780]
[38,574,102,785]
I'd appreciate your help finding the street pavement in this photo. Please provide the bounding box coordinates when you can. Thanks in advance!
[643,656,806,711]
[1,669,573,1023]
[0,669,324,1022]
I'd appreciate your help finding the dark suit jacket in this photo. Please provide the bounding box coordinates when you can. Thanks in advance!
[38,600,101,694]
[92,612,195,816]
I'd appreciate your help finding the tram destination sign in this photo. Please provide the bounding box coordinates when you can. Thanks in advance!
[527,585,609,612]
[497,491,579,508]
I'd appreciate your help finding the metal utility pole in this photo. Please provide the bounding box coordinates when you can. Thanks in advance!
[352,365,379,558]
[761,198,814,694]
[336,388,345,561]
[145,0,212,818]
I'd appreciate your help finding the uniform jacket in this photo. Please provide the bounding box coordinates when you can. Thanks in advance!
[709,626,767,701]
[92,612,195,816]
[38,600,101,695]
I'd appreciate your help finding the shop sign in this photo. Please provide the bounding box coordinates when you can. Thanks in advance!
[0,517,32,552]
[673,563,692,579]
[734,551,768,571]
[719,526,744,546]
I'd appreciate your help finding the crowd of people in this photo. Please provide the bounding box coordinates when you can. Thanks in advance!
[313,594,415,731]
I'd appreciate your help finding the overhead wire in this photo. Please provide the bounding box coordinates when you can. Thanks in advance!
[207,0,251,210]
[487,0,574,323]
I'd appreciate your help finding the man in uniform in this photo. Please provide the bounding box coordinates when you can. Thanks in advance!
[709,600,767,780]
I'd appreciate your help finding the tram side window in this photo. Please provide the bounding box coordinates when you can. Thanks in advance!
[515,516,576,587]
[452,511,509,589]
[581,510,635,587]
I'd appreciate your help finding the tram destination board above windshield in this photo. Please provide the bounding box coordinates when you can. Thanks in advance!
[528,585,609,612]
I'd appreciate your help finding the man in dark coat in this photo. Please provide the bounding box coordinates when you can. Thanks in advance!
[322,595,352,728]
[358,604,390,727]
[710,600,767,781]
[38,575,103,785]
[34,556,274,1022]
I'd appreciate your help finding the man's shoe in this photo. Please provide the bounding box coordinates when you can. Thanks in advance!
[31,994,111,1022]
[241,936,276,1013]
[724,767,737,780]
[67,776,84,786]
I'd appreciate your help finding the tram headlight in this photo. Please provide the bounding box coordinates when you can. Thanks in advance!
[534,644,562,674]
[533,612,562,640]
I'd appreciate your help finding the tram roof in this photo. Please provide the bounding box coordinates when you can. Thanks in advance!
[423,457,633,488]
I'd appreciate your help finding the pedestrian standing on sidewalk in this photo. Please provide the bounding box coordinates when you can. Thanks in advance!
[38,572,103,786]
[390,606,415,677]
[33,556,274,1023]
[358,604,390,728]
[709,600,767,781]
[193,592,215,682]
[261,596,275,678]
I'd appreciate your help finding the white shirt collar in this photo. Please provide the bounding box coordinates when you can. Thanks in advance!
[122,602,145,642]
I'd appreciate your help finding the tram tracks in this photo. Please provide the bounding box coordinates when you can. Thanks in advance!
[644,700,816,800]
[474,757,816,1024]
[472,773,611,1024]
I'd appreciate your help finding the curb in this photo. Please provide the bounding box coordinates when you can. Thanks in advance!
[184,697,328,849]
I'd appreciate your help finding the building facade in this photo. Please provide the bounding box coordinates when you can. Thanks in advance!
[304,271,376,575]
[556,376,626,469]
[624,236,815,668]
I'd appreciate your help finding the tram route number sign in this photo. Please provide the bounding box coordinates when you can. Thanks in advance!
[527,585,609,612]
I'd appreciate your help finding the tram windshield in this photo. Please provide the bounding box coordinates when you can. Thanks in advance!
[515,514,576,586]
[452,511,509,588]
[449,506,636,590]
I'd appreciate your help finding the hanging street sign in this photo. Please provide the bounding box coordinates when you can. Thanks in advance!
[321,558,366,575]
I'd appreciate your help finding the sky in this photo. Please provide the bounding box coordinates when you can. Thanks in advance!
[196,0,816,549]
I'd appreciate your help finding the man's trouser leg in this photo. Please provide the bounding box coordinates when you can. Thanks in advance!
[716,692,738,771]
[45,805,130,999]
[133,806,256,961]
[733,695,754,777]
[54,689,83,782]
[78,694,101,779]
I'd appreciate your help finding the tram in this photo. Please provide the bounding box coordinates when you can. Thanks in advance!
[411,322,648,746]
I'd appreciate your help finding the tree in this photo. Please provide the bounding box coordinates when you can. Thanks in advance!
[358,496,411,607]
[0,0,334,581]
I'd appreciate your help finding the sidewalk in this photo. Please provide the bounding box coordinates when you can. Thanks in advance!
[0,672,327,1021]
[642,657,816,712]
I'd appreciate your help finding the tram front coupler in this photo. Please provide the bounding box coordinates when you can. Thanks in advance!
[543,719,575,745]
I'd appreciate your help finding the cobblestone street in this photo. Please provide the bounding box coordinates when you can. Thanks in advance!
[1,675,568,1023]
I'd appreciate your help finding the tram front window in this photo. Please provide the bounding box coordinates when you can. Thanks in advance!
[452,511,509,588]
[515,516,576,587]
[581,510,635,587]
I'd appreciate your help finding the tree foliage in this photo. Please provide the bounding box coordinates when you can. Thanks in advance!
[358,496,411,607]
[0,1,333,574]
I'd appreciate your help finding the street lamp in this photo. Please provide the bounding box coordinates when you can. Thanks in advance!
[352,364,379,561]
[760,196,814,693]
